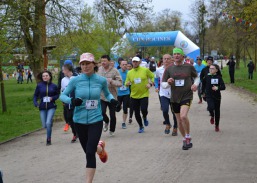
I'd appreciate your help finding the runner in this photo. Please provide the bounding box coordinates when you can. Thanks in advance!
[125,56,154,133]
[202,64,226,132]
[60,53,120,183]
[33,71,59,145]
[162,48,199,150]
[155,54,178,135]
[61,64,78,143]
[58,59,75,132]
[194,58,206,104]
[117,60,130,129]
[98,55,122,136]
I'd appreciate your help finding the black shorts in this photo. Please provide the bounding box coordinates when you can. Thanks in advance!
[117,94,130,114]
[171,99,192,113]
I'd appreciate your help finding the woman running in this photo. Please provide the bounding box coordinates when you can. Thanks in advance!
[60,53,120,183]
[202,64,226,132]
[33,70,59,145]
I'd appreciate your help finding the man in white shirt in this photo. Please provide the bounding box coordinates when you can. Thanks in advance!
[155,54,178,136]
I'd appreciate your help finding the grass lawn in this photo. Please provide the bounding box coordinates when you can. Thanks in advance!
[0,78,63,143]
[221,60,257,95]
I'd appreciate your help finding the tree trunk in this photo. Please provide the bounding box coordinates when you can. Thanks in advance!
[0,59,7,113]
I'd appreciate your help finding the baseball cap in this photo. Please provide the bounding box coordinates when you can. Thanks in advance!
[64,60,73,66]
[206,56,214,61]
[79,53,95,64]
[132,57,140,62]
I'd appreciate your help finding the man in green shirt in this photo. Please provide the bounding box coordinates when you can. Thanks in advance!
[125,57,154,133]
[162,48,199,150]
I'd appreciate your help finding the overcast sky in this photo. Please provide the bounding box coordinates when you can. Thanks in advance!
[84,0,192,22]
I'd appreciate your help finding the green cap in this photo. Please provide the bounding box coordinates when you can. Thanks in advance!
[173,47,184,56]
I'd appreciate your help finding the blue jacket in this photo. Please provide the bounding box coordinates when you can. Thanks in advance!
[33,82,59,110]
[60,73,114,125]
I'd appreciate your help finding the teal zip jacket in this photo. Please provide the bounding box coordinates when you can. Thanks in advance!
[60,73,114,125]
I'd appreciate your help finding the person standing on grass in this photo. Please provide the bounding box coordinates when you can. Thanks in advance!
[33,71,59,145]
[247,60,255,80]
[27,70,33,83]
[202,64,226,132]
[117,60,130,129]
[226,57,236,83]
[57,59,75,132]
[98,55,122,136]
[60,53,120,183]
[61,64,78,143]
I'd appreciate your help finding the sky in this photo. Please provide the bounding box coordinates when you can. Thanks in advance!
[83,0,192,22]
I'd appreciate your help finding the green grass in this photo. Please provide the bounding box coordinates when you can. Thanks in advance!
[221,61,257,95]
[0,79,63,143]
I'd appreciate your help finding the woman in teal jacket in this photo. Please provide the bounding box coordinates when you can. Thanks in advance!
[60,53,120,183]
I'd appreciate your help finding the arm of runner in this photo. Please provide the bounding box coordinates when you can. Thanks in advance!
[110,70,122,87]
[125,72,131,86]
[102,78,114,101]
[219,77,226,91]
[33,85,40,107]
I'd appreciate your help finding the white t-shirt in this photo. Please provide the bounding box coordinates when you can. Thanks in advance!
[140,61,148,68]
[155,66,171,98]
[61,76,75,92]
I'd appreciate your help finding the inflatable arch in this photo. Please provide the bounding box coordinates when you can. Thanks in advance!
[111,31,200,61]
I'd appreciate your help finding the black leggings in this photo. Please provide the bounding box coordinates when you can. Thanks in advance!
[206,97,221,126]
[63,106,76,136]
[131,97,149,128]
[129,97,134,119]
[101,100,116,132]
[74,122,103,168]
[117,95,130,114]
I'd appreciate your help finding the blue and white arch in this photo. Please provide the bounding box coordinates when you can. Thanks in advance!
[111,31,200,60]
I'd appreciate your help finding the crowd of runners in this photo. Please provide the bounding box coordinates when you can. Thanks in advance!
[32,47,226,183]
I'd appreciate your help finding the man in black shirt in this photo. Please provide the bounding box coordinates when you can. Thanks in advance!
[226,57,236,83]
[149,57,157,73]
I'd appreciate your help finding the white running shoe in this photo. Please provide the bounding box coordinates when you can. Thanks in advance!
[109,131,115,136]
[103,123,108,132]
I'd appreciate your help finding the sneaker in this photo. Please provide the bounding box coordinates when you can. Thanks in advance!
[215,126,220,132]
[186,137,193,148]
[144,119,149,127]
[182,140,189,150]
[122,123,127,129]
[109,131,115,136]
[71,136,77,143]
[103,123,108,132]
[129,118,132,124]
[210,117,214,125]
[97,141,108,163]
[46,139,51,146]
[138,127,144,133]
[164,125,171,134]
[172,128,178,136]
[63,124,69,132]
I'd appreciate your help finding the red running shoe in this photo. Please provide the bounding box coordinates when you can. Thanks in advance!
[215,126,220,132]
[63,124,69,132]
[97,141,108,163]
[210,117,214,125]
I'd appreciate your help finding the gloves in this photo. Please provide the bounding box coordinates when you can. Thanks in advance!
[110,99,121,112]
[71,98,83,106]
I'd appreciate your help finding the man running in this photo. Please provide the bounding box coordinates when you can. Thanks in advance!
[125,57,154,133]
[155,54,178,136]
[117,60,130,129]
[98,55,122,136]
[162,48,199,150]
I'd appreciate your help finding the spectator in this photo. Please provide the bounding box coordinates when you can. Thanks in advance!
[226,57,236,83]
[247,60,255,80]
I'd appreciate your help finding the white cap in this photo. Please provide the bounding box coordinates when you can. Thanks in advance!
[132,57,140,62]
[151,57,155,59]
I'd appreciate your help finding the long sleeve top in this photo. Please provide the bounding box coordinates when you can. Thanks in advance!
[60,73,114,125]
[33,82,59,110]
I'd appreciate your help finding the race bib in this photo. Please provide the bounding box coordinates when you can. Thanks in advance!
[43,97,51,102]
[85,100,98,110]
[120,86,127,91]
[175,79,185,87]
[211,79,219,84]
[134,78,142,84]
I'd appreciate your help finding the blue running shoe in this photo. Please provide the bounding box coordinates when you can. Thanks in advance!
[144,119,149,127]
[138,127,144,133]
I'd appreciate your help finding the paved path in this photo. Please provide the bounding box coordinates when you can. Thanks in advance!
[0,86,257,183]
